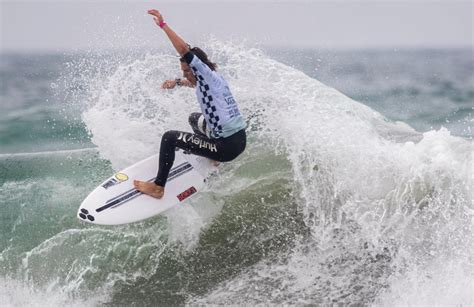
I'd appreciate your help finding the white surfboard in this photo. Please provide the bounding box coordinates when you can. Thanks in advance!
[78,150,216,225]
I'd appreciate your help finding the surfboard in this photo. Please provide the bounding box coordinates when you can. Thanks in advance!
[78,150,217,225]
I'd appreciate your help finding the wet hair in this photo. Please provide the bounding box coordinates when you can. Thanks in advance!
[180,47,217,71]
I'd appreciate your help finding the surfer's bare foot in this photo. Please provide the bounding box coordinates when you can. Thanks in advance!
[133,180,164,199]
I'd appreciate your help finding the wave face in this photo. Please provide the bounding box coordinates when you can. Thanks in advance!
[1,43,472,305]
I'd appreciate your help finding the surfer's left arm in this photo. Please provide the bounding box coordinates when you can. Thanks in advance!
[148,9,189,56]
[161,78,194,89]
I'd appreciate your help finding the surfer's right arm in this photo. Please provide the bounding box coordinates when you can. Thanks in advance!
[148,9,190,56]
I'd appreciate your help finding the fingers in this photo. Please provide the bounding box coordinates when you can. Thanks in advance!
[161,80,176,89]
[148,9,164,25]
[147,9,161,18]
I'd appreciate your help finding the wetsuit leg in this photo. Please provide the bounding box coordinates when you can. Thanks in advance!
[154,129,246,187]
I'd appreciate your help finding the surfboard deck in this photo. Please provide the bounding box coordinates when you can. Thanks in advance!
[78,150,216,225]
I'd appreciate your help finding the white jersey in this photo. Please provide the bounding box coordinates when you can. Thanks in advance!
[185,52,246,138]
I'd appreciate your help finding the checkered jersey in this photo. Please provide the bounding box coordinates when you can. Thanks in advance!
[185,52,246,138]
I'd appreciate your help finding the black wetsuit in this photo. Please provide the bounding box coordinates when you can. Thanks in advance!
[154,52,246,187]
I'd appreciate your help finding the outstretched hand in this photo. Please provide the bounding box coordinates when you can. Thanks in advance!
[148,9,164,26]
[147,8,189,56]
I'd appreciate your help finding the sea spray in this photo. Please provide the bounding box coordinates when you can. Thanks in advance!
[1,42,471,305]
[75,41,474,304]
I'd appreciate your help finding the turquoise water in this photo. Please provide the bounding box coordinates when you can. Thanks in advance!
[1,44,472,305]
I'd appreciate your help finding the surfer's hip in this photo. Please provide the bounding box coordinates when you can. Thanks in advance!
[215,128,246,162]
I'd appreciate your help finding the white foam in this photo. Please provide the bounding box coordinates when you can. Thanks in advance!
[76,40,473,304]
[377,258,474,305]
[0,277,106,307]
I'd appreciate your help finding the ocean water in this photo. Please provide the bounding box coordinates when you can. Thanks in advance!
[0,43,472,306]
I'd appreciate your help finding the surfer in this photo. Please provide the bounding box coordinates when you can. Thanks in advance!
[134,9,247,199]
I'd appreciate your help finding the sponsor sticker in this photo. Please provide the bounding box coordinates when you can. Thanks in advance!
[177,186,197,202]
[102,173,129,190]
[115,173,129,182]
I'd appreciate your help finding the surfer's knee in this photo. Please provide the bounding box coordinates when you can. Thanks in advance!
[188,112,200,127]
[161,130,179,147]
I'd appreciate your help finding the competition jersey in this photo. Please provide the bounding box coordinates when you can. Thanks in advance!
[184,52,246,139]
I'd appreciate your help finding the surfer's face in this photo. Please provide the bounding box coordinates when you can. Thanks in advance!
[181,62,196,85]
